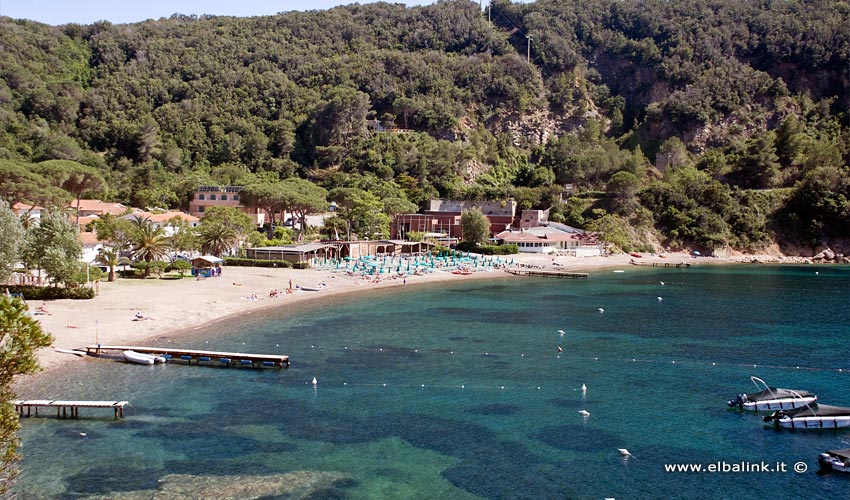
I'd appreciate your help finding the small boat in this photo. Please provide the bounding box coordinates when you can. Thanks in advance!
[451,270,473,275]
[728,376,817,411]
[299,286,321,292]
[629,252,642,258]
[763,403,850,429]
[818,448,850,473]
[123,350,167,365]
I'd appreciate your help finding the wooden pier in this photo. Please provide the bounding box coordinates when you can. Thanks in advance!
[13,400,129,419]
[85,345,290,368]
[507,269,589,279]
[629,261,692,268]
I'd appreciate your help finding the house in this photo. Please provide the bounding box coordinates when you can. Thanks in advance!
[80,231,104,265]
[390,199,517,240]
[12,202,43,223]
[123,211,200,237]
[188,186,266,225]
[70,199,132,217]
[495,226,603,256]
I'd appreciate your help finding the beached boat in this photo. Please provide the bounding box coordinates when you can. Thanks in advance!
[728,376,817,411]
[123,350,166,365]
[451,270,473,275]
[818,448,850,473]
[298,286,321,292]
[763,404,850,429]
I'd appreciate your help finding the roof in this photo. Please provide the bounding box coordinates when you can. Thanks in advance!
[12,202,43,212]
[252,244,336,254]
[136,211,200,224]
[71,199,129,215]
[79,232,101,246]
[193,255,224,263]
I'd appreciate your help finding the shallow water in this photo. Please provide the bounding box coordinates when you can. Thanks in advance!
[13,265,850,499]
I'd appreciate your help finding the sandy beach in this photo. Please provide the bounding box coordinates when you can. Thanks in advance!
[15,250,739,383]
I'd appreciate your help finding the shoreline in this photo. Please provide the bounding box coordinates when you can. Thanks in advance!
[11,251,831,389]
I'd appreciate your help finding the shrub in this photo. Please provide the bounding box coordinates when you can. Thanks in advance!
[224,257,294,268]
[6,285,95,300]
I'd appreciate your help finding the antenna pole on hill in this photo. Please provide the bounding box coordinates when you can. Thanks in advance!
[526,34,533,63]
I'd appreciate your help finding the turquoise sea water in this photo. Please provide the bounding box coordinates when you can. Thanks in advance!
[12,265,850,499]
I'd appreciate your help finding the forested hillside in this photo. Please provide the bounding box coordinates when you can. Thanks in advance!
[0,0,847,253]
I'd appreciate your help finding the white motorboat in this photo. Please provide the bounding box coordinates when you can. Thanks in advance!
[728,376,817,411]
[818,448,850,473]
[763,404,850,429]
[123,350,166,365]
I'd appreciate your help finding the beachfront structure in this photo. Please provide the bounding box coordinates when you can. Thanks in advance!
[191,255,224,277]
[247,244,340,265]
[495,226,603,256]
[390,199,517,241]
[188,186,267,225]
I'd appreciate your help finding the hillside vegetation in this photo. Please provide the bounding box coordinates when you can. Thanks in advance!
[0,0,847,253]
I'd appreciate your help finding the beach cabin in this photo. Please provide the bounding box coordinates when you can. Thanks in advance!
[191,255,224,277]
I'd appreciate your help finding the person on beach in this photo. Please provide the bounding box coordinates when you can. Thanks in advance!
[35,302,51,315]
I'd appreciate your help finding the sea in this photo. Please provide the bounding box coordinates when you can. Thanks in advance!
[11,264,850,499]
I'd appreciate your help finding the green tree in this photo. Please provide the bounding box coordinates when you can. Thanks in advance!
[282,178,328,241]
[460,207,489,246]
[197,221,239,256]
[129,216,170,277]
[20,209,82,286]
[196,206,255,256]
[0,202,24,283]
[239,182,287,232]
[95,245,131,282]
[34,160,107,226]
[1,296,54,495]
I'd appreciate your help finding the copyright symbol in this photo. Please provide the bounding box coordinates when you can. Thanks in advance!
[794,462,807,474]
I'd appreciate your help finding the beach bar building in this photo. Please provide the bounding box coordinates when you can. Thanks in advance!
[191,255,224,277]
[246,244,340,265]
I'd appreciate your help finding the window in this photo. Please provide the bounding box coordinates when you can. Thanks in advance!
[233,195,239,201]
[198,194,205,200]
[210,195,217,200]
[198,206,205,212]
[221,195,227,201]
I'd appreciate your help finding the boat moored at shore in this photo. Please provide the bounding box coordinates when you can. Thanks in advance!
[123,350,166,365]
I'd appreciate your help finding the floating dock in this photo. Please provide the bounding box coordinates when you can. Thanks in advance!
[85,345,290,368]
[507,269,589,279]
[630,261,692,268]
[13,400,129,419]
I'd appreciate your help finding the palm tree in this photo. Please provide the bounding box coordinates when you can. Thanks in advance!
[130,216,169,277]
[95,245,131,282]
[197,221,238,257]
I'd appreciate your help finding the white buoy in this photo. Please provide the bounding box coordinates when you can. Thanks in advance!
[618,448,633,457]
[578,410,590,416]
[311,377,317,386]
